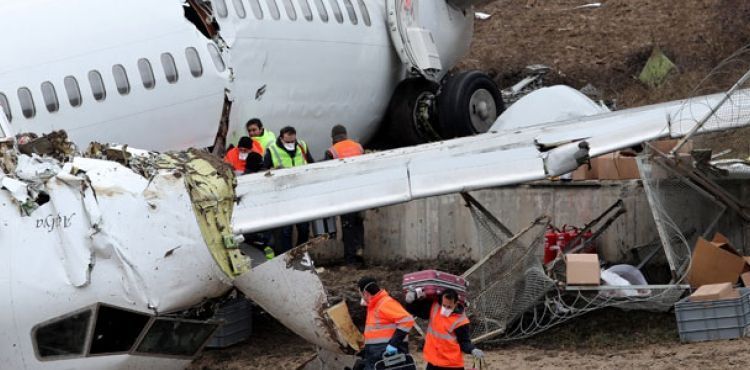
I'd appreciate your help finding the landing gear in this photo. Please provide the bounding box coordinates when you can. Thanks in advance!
[384,78,441,146]
[437,70,504,139]
[382,71,503,146]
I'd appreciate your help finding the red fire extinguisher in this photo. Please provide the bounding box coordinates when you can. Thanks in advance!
[557,225,577,252]
[543,225,560,264]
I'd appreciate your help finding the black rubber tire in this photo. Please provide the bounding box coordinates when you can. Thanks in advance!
[383,78,439,146]
[437,70,504,139]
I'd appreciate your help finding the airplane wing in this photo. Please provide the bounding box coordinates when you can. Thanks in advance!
[232,85,743,235]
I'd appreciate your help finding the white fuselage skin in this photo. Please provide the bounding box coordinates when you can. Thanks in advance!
[0,1,474,368]
[0,0,473,158]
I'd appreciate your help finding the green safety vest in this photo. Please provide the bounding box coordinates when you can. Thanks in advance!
[269,140,308,169]
[255,130,276,152]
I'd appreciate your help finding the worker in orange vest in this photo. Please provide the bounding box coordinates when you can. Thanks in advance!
[354,276,416,370]
[405,288,484,369]
[224,136,263,175]
[325,125,366,269]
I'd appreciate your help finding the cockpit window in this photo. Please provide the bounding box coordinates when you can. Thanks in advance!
[357,0,370,26]
[0,93,12,122]
[297,0,313,21]
[89,305,151,355]
[313,0,328,22]
[328,0,343,23]
[134,318,219,357]
[265,0,281,20]
[34,309,93,359]
[342,0,357,25]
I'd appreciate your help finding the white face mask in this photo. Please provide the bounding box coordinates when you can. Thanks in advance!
[360,298,368,307]
[440,306,453,317]
[238,152,249,160]
[283,142,296,151]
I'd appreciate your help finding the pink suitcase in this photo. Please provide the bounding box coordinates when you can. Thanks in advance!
[402,270,468,304]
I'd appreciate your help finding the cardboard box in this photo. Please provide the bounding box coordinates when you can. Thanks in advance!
[687,234,746,288]
[594,154,640,180]
[741,272,750,287]
[565,254,601,285]
[571,163,597,180]
[688,282,735,302]
[651,139,693,154]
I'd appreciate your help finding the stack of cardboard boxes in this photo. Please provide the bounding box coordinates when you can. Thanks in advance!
[571,139,693,181]
[686,233,750,300]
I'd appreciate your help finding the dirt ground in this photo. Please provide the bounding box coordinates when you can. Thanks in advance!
[189,265,750,370]
[464,0,750,156]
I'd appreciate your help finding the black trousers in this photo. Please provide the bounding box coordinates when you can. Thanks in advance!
[426,364,463,370]
[341,212,364,264]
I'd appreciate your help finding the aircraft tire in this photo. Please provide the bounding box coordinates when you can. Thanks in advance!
[437,70,504,138]
[384,78,440,146]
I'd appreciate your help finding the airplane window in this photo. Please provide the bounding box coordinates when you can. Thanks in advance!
[17,87,36,119]
[215,0,229,18]
[207,43,227,72]
[343,0,357,25]
[89,305,151,355]
[34,309,92,359]
[357,0,370,26]
[134,318,219,357]
[313,0,328,22]
[63,76,82,108]
[282,0,297,20]
[112,64,131,95]
[40,82,60,113]
[88,70,107,101]
[137,59,156,90]
[297,0,313,21]
[265,0,281,20]
[328,0,343,23]
[249,0,263,19]
[161,53,179,84]
[0,93,12,122]
[185,47,204,78]
[232,0,247,19]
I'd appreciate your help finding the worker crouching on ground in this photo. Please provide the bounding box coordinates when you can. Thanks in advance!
[354,276,416,370]
[324,124,366,269]
[405,288,484,370]
[224,136,263,176]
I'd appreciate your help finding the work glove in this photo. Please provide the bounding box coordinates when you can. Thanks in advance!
[405,290,416,303]
[384,345,398,356]
[471,348,484,359]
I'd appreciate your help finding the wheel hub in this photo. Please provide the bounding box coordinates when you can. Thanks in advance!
[469,89,498,133]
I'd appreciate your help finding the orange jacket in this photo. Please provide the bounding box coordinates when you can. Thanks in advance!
[423,302,471,368]
[328,139,364,159]
[224,140,263,172]
[364,290,414,346]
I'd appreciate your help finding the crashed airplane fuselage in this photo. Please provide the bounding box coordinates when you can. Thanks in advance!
[0,0,480,156]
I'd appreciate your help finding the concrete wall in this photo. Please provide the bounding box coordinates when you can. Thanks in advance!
[311,180,660,264]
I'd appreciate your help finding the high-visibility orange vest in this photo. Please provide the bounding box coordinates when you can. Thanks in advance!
[329,139,364,159]
[224,141,263,172]
[364,290,415,346]
[423,302,470,368]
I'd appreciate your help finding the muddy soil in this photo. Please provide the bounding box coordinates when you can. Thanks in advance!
[190,265,750,370]
[465,0,750,156]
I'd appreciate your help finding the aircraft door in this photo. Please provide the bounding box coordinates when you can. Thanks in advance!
[386,0,443,81]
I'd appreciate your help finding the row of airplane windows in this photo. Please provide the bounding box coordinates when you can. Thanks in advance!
[215,0,372,26]
[0,45,226,123]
